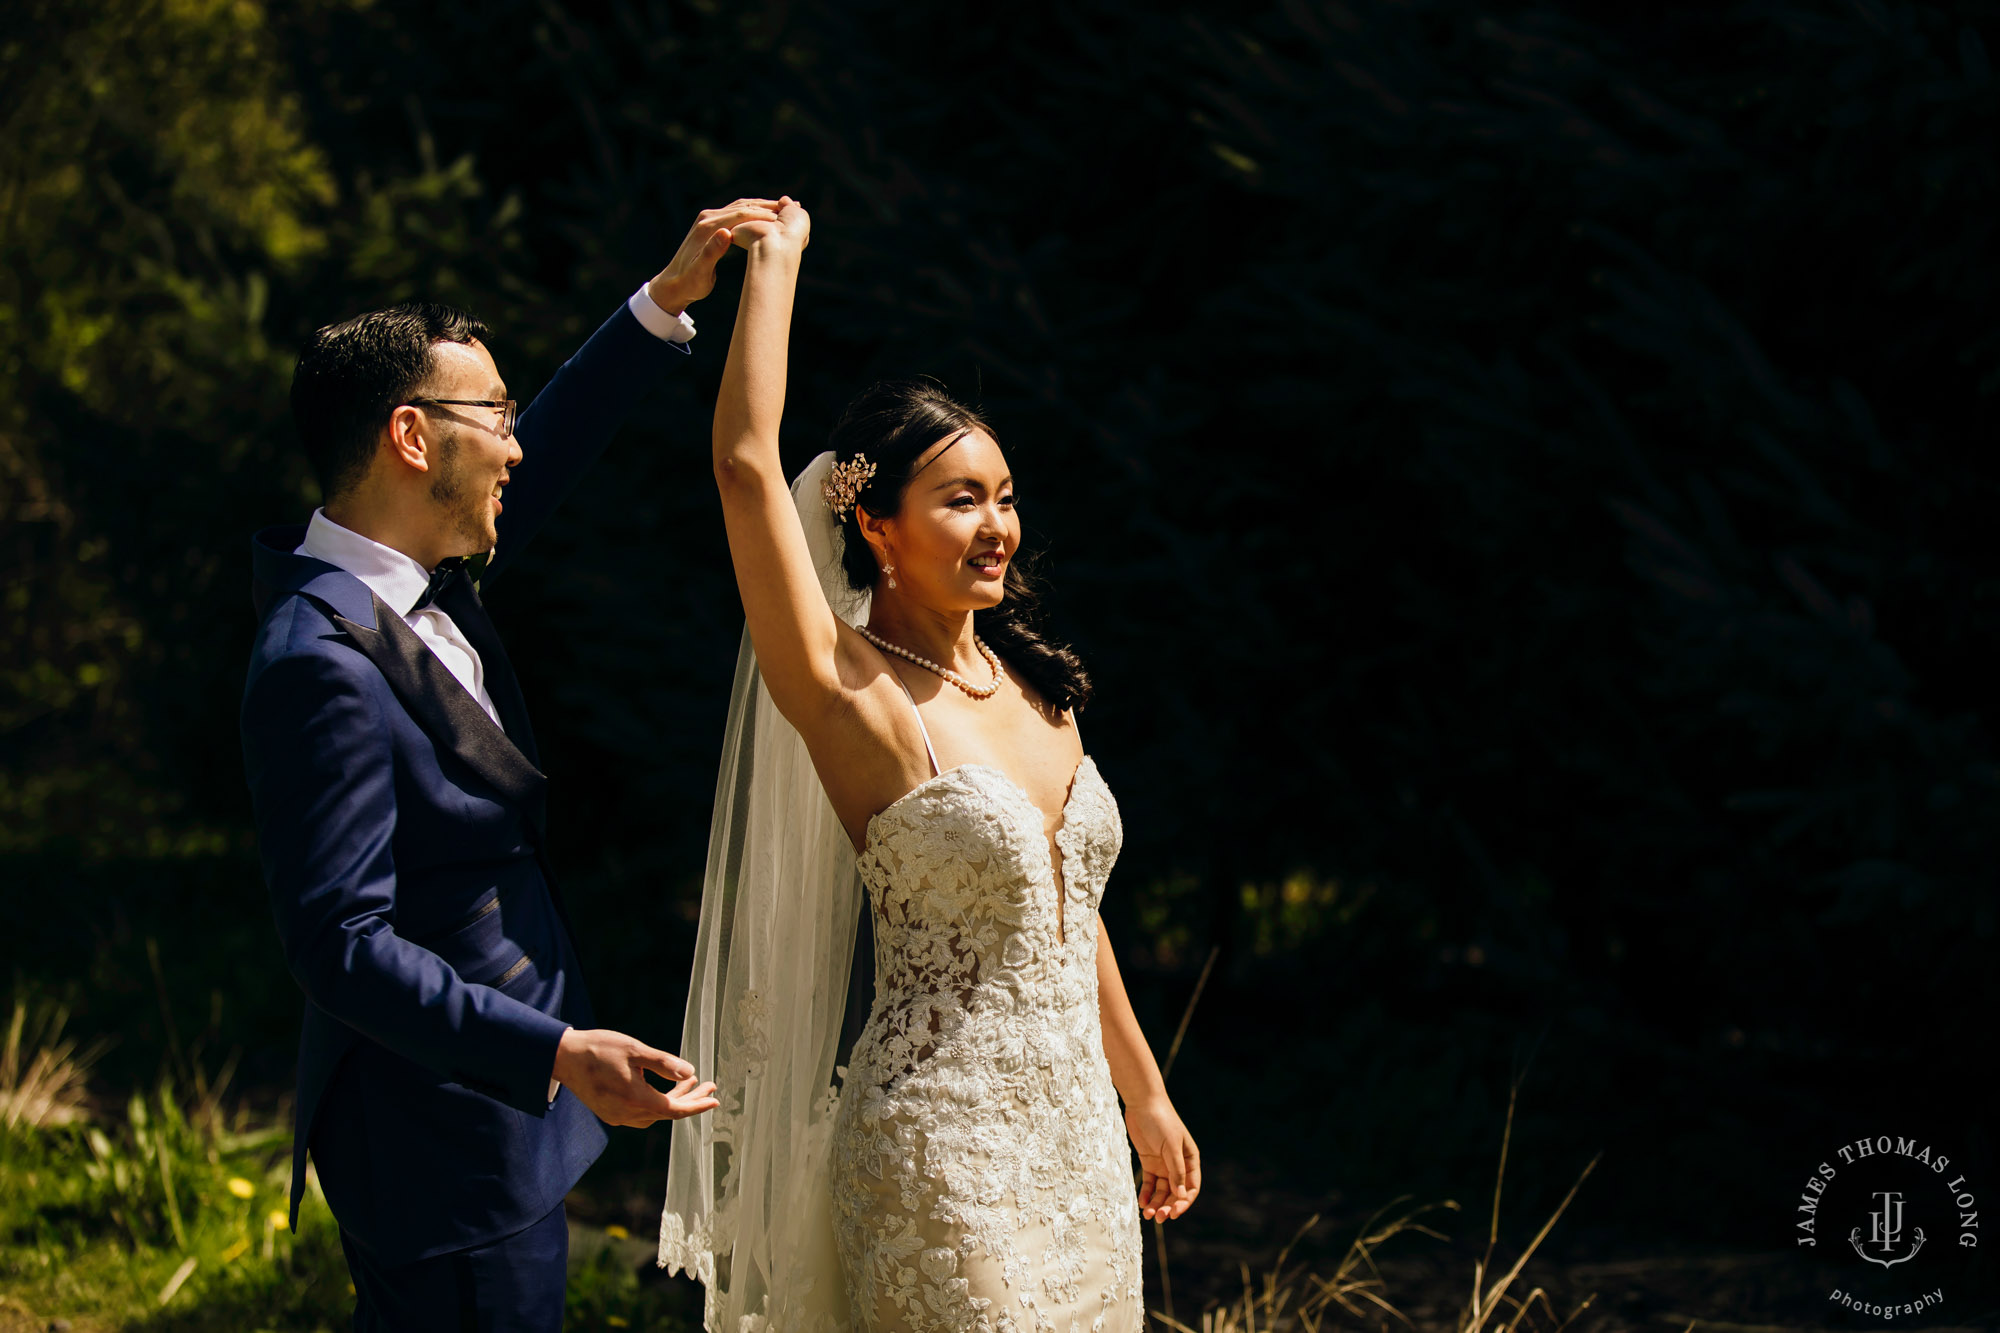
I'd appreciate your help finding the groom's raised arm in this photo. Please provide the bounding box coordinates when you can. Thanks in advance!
[485,199,784,580]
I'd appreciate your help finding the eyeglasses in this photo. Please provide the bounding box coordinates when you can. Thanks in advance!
[407,397,518,439]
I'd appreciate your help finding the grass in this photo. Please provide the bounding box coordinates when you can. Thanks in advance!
[0,1078,351,1330]
[1150,1199,1459,1333]
[4,971,1603,1333]
[1,999,101,1132]
[0,999,693,1331]
[1144,1087,1599,1333]
[1458,1081,1600,1333]
[1148,959,1602,1333]
[0,994,350,1330]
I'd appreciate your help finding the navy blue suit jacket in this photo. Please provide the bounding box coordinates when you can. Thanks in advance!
[242,303,683,1264]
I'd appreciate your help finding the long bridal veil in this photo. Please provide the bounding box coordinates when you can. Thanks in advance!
[660,451,865,1333]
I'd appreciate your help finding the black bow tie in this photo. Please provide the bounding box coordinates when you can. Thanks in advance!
[409,557,466,614]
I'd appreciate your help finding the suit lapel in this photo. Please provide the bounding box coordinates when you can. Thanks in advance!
[435,576,541,770]
[319,593,548,839]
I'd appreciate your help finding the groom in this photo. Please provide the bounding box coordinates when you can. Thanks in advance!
[241,201,778,1329]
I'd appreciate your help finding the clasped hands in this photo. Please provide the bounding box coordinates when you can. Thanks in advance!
[645,195,812,318]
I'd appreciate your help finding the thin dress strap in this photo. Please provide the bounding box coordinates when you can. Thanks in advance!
[889,670,941,777]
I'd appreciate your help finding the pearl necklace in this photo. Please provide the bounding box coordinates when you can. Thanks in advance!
[856,624,1007,700]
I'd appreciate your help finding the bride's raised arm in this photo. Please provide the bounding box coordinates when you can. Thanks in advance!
[709,199,847,726]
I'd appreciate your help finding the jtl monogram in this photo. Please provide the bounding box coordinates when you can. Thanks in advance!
[1852,1191,1926,1268]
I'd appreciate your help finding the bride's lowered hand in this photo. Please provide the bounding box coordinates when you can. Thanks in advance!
[1126,1094,1202,1222]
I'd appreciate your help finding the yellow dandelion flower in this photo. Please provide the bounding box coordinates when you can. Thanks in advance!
[607,1318,630,1329]
[603,1224,630,1240]
[267,1209,291,1232]
[227,1177,255,1199]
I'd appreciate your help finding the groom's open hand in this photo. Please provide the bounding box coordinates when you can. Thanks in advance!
[552,1027,720,1128]
[646,198,787,316]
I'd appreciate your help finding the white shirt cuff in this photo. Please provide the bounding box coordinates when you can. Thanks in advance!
[629,282,697,344]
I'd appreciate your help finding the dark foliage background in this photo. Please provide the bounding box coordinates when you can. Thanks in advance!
[3,0,1994,1310]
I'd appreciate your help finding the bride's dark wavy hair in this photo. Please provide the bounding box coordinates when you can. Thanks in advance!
[830,378,1092,713]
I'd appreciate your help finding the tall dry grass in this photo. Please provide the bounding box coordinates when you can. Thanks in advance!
[1458,1082,1599,1333]
[0,997,103,1130]
[1147,957,1600,1333]
[1150,1197,1460,1333]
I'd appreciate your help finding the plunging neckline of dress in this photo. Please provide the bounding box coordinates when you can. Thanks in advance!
[864,754,1094,942]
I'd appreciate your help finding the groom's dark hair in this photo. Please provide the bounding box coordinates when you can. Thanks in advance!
[291,303,489,500]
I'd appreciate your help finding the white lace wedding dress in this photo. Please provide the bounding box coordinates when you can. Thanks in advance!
[828,682,1143,1333]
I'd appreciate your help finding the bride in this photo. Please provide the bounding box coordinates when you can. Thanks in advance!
[659,197,1199,1333]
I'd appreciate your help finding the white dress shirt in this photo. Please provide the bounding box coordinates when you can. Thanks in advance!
[627,281,698,344]
[297,511,505,727]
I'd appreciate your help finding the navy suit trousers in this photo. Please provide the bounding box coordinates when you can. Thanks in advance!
[342,1200,568,1332]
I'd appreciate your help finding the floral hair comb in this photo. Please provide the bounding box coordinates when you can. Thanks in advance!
[823,453,877,522]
